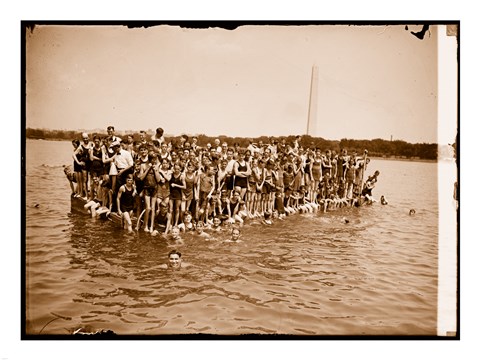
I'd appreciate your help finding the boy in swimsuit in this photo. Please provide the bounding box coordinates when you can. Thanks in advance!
[116,174,137,233]
[64,164,77,196]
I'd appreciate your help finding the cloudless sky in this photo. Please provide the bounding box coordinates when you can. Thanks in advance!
[26,25,446,142]
[26,23,442,143]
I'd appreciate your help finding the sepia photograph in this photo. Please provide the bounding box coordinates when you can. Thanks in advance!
[22,21,458,340]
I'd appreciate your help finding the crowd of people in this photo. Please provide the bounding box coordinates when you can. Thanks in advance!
[64,126,381,235]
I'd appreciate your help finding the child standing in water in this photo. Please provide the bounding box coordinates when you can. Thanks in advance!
[117,174,137,233]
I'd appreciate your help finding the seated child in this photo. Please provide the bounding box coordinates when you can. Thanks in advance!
[262,210,273,225]
[178,211,195,232]
[84,175,110,218]
[234,201,248,225]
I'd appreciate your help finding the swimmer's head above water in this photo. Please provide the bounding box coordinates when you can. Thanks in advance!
[231,227,241,241]
[409,209,416,215]
[168,249,182,269]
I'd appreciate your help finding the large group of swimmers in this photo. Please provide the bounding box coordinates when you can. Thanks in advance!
[64,126,383,238]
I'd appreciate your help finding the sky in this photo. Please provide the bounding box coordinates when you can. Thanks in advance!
[25,23,452,144]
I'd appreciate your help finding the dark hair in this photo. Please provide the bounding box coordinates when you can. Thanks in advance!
[168,249,182,258]
[107,126,114,131]
[156,127,164,134]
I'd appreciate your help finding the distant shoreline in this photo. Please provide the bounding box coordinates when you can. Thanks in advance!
[25,138,446,163]
[370,156,438,163]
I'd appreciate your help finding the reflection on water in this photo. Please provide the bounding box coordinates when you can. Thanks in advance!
[25,140,443,336]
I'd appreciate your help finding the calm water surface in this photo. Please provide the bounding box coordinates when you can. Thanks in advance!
[25,139,441,336]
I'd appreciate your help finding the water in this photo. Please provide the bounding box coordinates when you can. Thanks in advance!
[25,139,446,336]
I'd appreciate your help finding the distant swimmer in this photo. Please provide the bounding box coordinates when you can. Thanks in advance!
[409,209,416,215]
[380,195,388,205]
[343,217,350,224]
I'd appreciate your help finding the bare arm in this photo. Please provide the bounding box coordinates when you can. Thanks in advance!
[138,163,151,181]
[116,186,124,214]
[73,147,83,166]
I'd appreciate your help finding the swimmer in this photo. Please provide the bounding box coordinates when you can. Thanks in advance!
[157,250,191,270]
[343,217,350,224]
[169,226,184,245]
[195,221,211,239]
[224,227,242,243]
[380,195,388,205]
[409,209,416,215]
[211,216,223,232]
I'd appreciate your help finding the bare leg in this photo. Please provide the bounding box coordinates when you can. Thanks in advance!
[143,195,151,232]
[123,211,133,232]
[149,198,156,232]
[174,200,181,226]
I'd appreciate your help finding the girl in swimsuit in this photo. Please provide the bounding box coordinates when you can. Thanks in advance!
[182,163,198,218]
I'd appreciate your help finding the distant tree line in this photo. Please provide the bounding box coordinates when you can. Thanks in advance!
[25,128,437,160]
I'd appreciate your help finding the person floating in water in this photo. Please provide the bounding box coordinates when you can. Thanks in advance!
[380,195,388,205]
[409,209,416,215]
